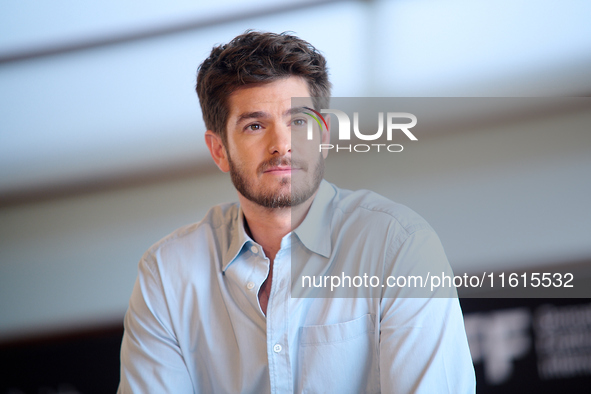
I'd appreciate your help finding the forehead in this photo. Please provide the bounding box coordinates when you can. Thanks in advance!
[227,76,312,118]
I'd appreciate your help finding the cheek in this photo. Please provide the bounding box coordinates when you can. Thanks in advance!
[294,132,322,155]
[230,150,260,173]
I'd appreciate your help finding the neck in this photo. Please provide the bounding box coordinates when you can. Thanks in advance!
[239,193,315,261]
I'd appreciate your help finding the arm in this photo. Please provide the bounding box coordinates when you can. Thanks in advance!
[379,229,476,393]
[118,252,194,393]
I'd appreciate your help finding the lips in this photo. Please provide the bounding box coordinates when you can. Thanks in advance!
[259,156,305,174]
[264,166,292,173]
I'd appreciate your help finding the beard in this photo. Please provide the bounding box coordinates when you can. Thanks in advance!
[228,153,324,209]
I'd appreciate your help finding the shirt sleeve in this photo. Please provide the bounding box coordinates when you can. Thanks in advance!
[118,252,194,393]
[379,228,476,393]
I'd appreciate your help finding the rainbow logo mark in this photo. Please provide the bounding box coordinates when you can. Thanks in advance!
[303,106,329,131]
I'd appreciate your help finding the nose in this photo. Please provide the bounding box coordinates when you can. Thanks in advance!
[267,123,291,156]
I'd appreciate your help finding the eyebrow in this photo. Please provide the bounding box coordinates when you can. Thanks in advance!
[235,107,309,126]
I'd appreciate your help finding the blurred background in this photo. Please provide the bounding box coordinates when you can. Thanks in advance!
[1,0,590,392]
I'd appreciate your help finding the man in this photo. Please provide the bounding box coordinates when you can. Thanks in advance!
[118,31,475,393]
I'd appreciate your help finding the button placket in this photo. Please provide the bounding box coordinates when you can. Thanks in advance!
[266,246,293,392]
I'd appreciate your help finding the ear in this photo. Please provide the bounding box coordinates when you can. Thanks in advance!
[321,116,331,159]
[205,130,230,173]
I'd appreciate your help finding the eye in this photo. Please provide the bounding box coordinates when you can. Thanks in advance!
[245,123,262,132]
[291,118,307,127]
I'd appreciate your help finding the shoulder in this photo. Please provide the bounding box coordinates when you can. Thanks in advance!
[141,202,240,274]
[329,183,433,237]
[151,202,238,247]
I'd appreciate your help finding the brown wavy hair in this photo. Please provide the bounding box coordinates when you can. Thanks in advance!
[196,31,331,144]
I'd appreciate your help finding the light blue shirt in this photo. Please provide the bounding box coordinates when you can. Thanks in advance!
[118,180,475,393]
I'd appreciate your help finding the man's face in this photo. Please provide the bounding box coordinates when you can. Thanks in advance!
[217,76,328,209]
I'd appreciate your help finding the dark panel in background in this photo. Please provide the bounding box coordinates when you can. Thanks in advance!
[462,298,591,393]
[0,325,123,394]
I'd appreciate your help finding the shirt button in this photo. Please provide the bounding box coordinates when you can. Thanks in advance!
[246,282,255,290]
[250,245,258,254]
[273,344,282,353]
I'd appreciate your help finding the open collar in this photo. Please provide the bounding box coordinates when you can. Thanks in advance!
[222,179,335,273]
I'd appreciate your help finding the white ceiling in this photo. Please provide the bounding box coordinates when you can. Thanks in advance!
[1,0,590,195]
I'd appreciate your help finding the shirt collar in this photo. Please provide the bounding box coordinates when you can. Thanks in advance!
[223,179,335,272]
[222,206,252,272]
[293,179,335,258]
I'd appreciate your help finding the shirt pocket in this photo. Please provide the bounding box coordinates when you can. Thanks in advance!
[297,314,379,394]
